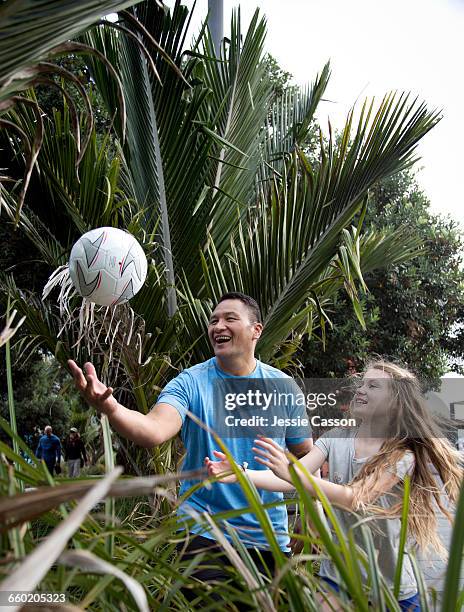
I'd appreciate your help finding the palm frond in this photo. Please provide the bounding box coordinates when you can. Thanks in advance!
[80,3,209,308]
[1,183,66,266]
[200,88,438,360]
[118,17,177,315]
[261,62,331,181]
[128,1,215,290]
[0,0,144,98]
[198,9,273,260]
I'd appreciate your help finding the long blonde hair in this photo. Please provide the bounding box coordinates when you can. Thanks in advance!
[349,360,462,555]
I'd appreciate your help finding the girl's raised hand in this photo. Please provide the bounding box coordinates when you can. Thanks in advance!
[204,451,237,484]
[253,436,292,483]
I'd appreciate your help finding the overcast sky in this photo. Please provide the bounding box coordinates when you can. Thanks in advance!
[174,0,463,226]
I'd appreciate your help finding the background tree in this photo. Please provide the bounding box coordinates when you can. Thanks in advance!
[264,53,295,99]
[0,355,80,443]
[301,169,464,389]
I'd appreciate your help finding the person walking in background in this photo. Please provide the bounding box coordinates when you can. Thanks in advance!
[63,427,87,477]
[36,425,61,476]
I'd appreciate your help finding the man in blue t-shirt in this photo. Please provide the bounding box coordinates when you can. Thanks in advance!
[36,425,62,475]
[68,293,312,586]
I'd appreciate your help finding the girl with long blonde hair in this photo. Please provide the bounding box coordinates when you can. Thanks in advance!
[206,360,463,611]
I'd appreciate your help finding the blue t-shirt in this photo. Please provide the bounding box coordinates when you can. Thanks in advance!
[157,357,310,551]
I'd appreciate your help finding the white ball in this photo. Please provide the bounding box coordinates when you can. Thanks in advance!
[69,227,148,306]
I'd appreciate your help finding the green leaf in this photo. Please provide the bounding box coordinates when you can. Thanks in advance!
[0,0,144,98]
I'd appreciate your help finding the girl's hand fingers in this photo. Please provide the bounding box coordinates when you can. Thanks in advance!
[255,456,273,468]
[252,446,273,460]
[257,436,280,449]
[254,439,281,457]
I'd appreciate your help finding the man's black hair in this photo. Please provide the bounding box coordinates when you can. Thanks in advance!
[215,292,262,324]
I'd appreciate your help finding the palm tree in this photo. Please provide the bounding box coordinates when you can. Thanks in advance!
[1,1,438,476]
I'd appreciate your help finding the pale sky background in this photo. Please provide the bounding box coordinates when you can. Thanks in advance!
[171,0,463,226]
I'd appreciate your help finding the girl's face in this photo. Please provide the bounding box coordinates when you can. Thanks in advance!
[352,368,392,420]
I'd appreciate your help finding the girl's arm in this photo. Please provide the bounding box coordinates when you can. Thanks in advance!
[254,437,406,510]
[205,444,327,492]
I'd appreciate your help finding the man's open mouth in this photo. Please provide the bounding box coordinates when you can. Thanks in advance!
[215,335,232,344]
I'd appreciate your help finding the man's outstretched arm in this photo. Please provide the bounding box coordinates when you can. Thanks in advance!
[68,360,182,448]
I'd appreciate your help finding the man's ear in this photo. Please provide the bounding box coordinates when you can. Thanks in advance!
[252,322,263,341]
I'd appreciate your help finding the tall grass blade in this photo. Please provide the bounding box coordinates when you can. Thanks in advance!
[58,549,149,612]
[0,467,122,606]
[409,550,430,612]
[101,415,116,557]
[288,461,369,611]
[0,469,204,530]
[441,479,464,611]
[5,299,20,461]
[393,474,410,598]
[203,513,276,611]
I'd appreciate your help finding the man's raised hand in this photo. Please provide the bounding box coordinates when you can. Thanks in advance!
[68,360,117,416]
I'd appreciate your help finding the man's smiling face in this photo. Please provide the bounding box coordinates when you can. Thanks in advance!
[208,299,262,359]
